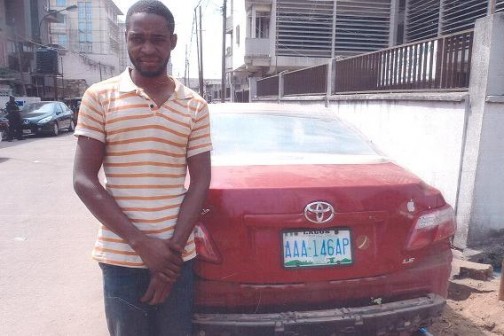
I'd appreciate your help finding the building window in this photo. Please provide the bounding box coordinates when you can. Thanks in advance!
[255,12,270,38]
[56,0,66,6]
[78,1,93,52]
[79,42,92,53]
[236,25,240,46]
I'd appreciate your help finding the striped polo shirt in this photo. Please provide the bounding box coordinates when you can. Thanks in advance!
[75,68,212,268]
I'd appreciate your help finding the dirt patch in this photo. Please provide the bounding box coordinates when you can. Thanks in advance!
[430,264,504,336]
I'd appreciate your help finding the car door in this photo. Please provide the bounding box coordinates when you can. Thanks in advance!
[55,103,68,129]
[61,103,73,127]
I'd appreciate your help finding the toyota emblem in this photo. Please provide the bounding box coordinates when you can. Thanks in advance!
[304,201,335,224]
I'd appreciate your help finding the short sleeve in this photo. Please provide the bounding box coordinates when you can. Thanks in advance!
[187,102,213,158]
[74,87,106,143]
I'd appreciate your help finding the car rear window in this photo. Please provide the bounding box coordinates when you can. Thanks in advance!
[22,103,58,116]
[211,113,382,165]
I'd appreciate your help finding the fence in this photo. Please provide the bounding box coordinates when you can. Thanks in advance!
[283,64,328,95]
[256,75,279,97]
[256,30,474,97]
[336,30,474,93]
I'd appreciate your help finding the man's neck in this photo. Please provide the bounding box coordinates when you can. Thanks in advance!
[130,69,172,91]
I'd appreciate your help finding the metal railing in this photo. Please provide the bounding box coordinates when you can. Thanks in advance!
[256,75,279,97]
[256,30,474,98]
[284,64,328,96]
[336,30,474,93]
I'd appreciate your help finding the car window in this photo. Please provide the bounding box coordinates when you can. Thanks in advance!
[55,103,63,114]
[211,113,380,165]
[22,103,58,116]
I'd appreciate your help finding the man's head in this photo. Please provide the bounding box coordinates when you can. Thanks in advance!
[125,1,177,78]
[9,96,15,103]
[126,0,175,34]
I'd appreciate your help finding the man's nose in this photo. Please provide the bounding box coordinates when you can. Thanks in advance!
[140,40,156,53]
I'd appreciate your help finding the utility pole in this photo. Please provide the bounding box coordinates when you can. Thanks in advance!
[12,19,27,96]
[195,6,204,97]
[325,0,336,106]
[195,8,200,91]
[199,6,204,97]
[221,0,227,103]
[184,44,188,86]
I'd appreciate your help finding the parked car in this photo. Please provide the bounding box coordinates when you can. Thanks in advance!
[0,109,8,141]
[192,103,456,336]
[21,101,75,136]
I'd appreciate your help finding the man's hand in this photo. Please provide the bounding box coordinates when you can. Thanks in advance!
[133,237,184,282]
[140,272,173,305]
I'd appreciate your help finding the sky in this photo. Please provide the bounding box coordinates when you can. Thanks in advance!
[115,0,224,79]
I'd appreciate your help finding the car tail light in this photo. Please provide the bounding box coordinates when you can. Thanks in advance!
[405,205,457,250]
[194,223,222,264]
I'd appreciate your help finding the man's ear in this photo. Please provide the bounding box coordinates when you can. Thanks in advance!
[171,34,178,50]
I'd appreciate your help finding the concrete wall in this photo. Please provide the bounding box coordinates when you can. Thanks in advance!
[456,13,504,247]
[62,53,119,88]
[470,100,504,242]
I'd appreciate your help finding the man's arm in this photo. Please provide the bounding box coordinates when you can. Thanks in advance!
[172,151,212,249]
[140,151,211,305]
[73,136,182,279]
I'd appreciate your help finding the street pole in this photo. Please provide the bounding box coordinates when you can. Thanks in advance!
[195,7,203,97]
[37,5,78,44]
[325,0,337,106]
[61,55,65,100]
[199,6,204,97]
[36,5,77,101]
[221,0,227,103]
[13,20,27,96]
[53,75,58,101]
[184,44,188,86]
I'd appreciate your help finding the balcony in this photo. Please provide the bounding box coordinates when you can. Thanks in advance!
[245,38,270,57]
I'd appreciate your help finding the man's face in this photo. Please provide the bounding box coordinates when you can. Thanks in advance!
[126,13,177,78]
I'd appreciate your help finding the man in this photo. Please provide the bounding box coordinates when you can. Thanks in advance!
[73,1,212,335]
[5,96,24,141]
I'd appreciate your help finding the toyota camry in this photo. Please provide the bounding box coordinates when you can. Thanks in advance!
[192,103,456,336]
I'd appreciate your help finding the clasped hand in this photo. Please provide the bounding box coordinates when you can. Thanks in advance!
[136,237,184,305]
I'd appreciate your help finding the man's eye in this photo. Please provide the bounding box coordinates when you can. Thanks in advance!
[152,37,167,43]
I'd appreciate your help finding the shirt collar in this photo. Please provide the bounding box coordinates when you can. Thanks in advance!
[118,67,194,100]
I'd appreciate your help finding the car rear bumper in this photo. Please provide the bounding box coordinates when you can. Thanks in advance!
[193,293,445,335]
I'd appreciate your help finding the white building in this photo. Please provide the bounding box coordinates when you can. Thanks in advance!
[226,0,394,101]
[225,0,504,101]
[46,0,122,94]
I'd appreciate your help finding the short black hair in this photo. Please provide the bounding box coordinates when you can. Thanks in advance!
[126,0,175,34]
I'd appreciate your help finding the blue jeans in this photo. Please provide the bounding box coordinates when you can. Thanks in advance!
[100,260,194,336]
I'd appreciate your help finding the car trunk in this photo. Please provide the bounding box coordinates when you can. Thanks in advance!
[194,162,447,284]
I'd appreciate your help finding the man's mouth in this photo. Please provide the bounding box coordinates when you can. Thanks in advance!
[139,59,159,65]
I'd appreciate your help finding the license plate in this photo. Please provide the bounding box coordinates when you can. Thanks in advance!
[23,129,32,134]
[282,229,352,268]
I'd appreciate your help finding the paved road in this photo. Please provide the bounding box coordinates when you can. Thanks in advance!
[0,134,108,336]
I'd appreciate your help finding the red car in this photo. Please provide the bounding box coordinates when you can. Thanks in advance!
[193,103,456,336]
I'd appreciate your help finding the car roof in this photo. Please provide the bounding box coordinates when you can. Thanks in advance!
[208,103,335,119]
